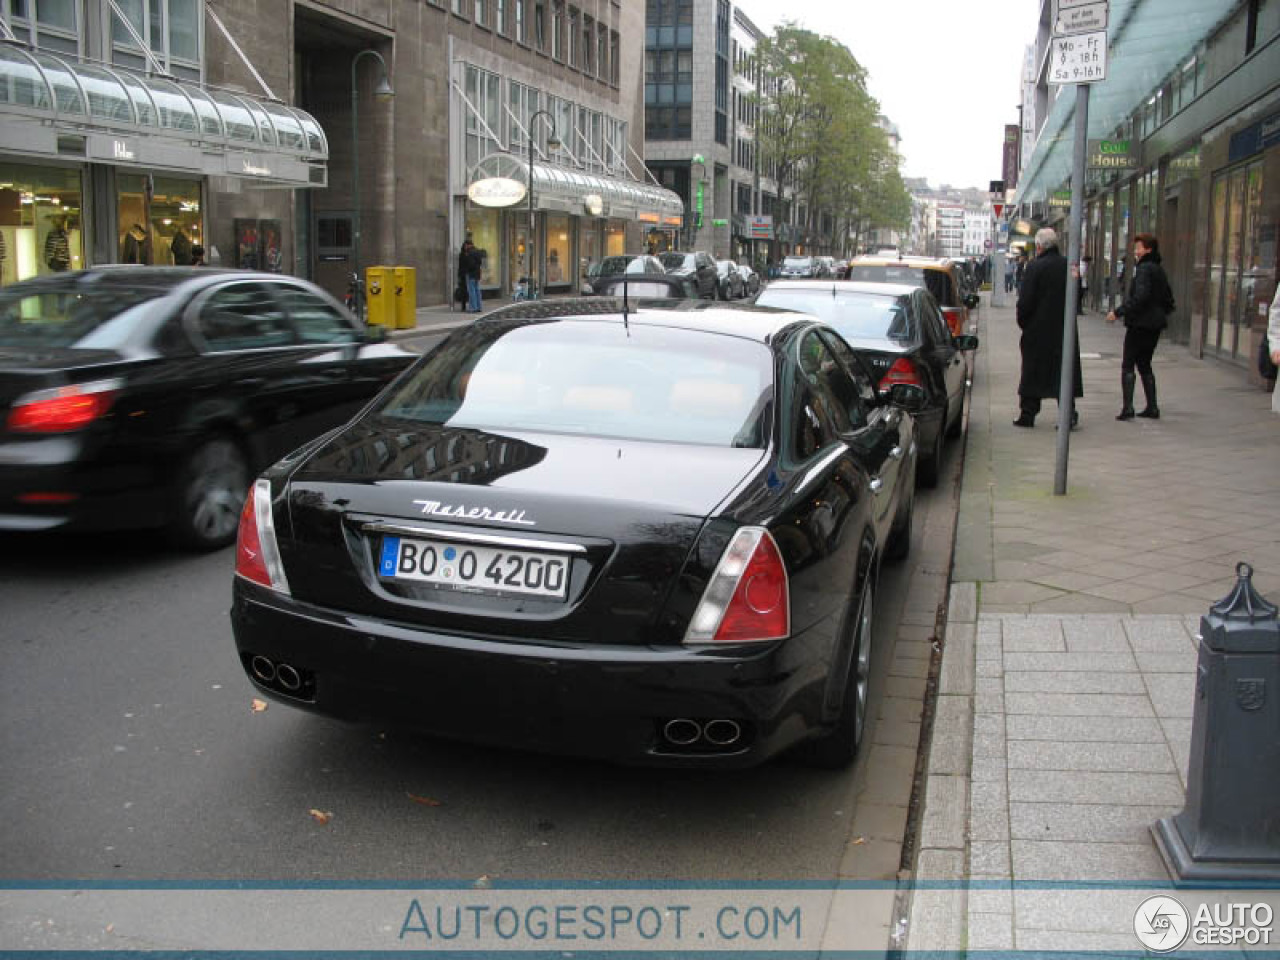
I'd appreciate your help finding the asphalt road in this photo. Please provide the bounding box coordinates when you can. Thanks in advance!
[0,334,963,885]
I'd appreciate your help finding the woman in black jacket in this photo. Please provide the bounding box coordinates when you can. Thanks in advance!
[1108,233,1173,420]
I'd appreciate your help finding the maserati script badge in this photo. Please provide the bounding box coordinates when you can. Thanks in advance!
[412,500,536,526]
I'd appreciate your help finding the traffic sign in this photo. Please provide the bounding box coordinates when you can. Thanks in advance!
[1055,0,1100,8]
[1049,30,1107,85]
[1055,1,1107,35]
[992,203,1004,218]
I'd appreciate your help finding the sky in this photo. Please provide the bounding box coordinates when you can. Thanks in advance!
[741,0,1042,191]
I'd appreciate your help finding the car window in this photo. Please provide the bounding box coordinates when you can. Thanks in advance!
[918,292,952,346]
[375,320,774,448]
[755,288,917,342]
[277,286,359,344]
[194,283,293,352]
[0,286,168,349]
[817,330,871,430]
[927,270,955,306]
[797,330,855,438]
[658,253,693,271]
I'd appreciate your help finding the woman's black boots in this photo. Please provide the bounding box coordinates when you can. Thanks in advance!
[1137,372,1160,418]
[1117,372,1136,421]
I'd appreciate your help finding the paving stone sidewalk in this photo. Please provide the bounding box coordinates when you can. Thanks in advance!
[907,295,1280,952]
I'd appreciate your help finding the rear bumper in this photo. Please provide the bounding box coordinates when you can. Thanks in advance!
[231,581,837,769]
[0,444,167,533]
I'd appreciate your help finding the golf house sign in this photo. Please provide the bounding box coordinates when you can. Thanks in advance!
[467,176,528,208]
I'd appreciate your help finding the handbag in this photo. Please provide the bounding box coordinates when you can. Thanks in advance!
[1259,334,1278,381]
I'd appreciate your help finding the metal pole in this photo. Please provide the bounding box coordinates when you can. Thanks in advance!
[351,49,391,324]
[527,109,555,299]
[1053,83,1090,495]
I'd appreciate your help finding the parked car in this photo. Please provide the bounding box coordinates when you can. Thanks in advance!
[232,298,919,768]
[0,267,415,549]
[755,280,977,487]
[815,256,838,278]
[779,255,817,279]
[715,260,746,300]
[844,255,979,337]
[581,254,668,295]
[589,274,701,300]
[658,251,719,299]
[738,264,761,296]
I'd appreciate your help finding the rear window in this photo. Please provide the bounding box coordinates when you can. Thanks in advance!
[588,256,639,277]
[847,264,953,305]
[0,287,167,349]
[782,257,812,268]
[756,289,916,342]
[659,253,695,271]
[375,320,773,448]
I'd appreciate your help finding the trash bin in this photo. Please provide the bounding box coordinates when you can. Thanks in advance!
[392,266,416,329]
[364,266,394,327]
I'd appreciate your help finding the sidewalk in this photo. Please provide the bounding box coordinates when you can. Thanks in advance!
[391,293,585,339]
[907,294,1280,951]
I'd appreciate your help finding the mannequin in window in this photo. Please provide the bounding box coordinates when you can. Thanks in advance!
[45,218,71,272]
[121,224,150,264]
[170,228,192,266]
[547,249,563,283]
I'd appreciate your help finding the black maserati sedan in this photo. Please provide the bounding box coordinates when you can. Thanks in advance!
[0,268,414,549]
[755,281,977,487]
[232,299,922,768]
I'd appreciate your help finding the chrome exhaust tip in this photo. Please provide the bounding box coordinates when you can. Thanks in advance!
[704,719,742,746]
[663,719,702,746]
[276,663,303,692]
[250,655,276,684]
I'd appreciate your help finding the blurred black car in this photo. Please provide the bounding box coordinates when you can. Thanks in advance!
[658,251,719,299]
[232,299,919,768]
[0,268,414,549]
[779,256,817,279]
[755,280,977,487]
[581,254,667,295]
[715,260,745,300]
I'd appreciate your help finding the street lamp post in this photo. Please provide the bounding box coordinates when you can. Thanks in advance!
[688,154,706,251]
[526,109,560,299]
[351,48,394,324]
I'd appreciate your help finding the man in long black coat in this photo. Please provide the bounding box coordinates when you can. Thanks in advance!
[1013,227,1083,428]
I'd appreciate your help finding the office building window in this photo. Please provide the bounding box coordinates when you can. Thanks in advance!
[610,31,619,85]
[515,0,526,41]
[496,0,507,33]
[582,15,593,73]
[534,0,545,48]
[552,1,563,59]
[567,6,578,66]
[597,24,608,79]
[108,0,202,73]
[475,0,487,25]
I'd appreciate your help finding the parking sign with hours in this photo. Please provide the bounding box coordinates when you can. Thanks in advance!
[1050,31,1107,84]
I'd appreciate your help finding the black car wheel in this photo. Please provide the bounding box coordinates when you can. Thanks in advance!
[918,413,944,489]
[170,436,250,551]
[799,580,874,768]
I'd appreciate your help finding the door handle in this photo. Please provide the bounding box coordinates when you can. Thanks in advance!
[870,477,884,494]
[890,446,904,460]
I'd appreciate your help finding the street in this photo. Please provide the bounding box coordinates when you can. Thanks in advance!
[0,328,965,885]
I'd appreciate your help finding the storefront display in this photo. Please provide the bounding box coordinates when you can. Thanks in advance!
[0,163,83,285]
[509,217,533,292]
[464,207,501,289]
[580,219,601,279]
[607,220,626,256]
[544,213,571,291]
[118,175,203,267]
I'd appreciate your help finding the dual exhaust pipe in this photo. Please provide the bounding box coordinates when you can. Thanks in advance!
[663,718,742,748]
[251,655,304,693]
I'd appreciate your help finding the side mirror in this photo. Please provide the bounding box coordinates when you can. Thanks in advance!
[362,324,388,344]
[885,382,927,413]
[953,334,979,351]
[964,293,980,309]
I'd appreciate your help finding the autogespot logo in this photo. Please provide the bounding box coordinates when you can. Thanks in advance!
[1135,895,1190,952]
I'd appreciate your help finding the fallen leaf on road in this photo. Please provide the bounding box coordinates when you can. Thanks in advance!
[105,924,115,934]
[851,836,867,845]
[408,793,443,807]
[251,699,268,713]
[308,809,333,825]
[474,874,492,889]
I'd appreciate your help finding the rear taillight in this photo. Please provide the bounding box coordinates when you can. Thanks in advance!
[685,527,789,644]
[6,379,121,433]
[940,307,964,336]
[235,478,291,595]
[877,358,922,392]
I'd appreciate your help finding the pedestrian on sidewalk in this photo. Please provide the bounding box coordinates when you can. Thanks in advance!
[1268,285,1280,415]
[458,239,483,313]
[1013,228,1082,429]
[1107,232,1173,420]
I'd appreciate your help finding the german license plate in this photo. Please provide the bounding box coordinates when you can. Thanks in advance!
[378,536,570,600]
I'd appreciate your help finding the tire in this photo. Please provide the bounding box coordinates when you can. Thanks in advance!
[884,472,915,564]
[169,436,250,551]
[917,416,943,489]
[799,580,875,768]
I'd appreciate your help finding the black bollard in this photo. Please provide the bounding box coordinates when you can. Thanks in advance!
[1153,563,1280,883]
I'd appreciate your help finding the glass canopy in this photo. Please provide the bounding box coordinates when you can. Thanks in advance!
[0,44,327,184]
[1015,0,1236,203]
[469,153,684,222]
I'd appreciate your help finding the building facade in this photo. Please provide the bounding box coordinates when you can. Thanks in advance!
[1016,0,1279,387]
[0,0,669,307]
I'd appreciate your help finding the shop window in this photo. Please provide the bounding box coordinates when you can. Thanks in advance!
[606,220,625,256]
[117,174,202,266]
[545,213,571,289]
[464,208,500,288]
[0,162,83,285]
